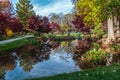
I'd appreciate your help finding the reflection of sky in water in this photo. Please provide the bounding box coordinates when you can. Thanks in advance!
[5,49,80,80]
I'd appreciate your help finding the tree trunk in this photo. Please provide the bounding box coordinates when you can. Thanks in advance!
[114,16,119,36]
[118,18,120,36]
[106,17,115,65]
[107,17,115,43]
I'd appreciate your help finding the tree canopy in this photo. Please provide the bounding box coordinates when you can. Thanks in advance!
[16,0,34,32]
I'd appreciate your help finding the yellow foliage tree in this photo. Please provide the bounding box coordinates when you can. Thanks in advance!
[76,0,101,27]
[60,24,69,34]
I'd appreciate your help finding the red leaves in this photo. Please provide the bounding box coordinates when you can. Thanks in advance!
[72,15,92,32]
[0,12,11,35]
[0,12,23,37]
[28,15,51,33]
[10,17,23,32]
[49,22,59,32]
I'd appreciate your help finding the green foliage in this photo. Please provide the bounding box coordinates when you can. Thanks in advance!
[92,23,105,38]
[48,33,56,38]
[105,0,120,18]
[28,38,39,46]
[75,0,120,41]
[39,32,83,40]
[110,43,119,51]
[92,42,100,50]
[96,0,120,21]
[83,48,107,61]
[82,42,108,64]
[16,0,34,30]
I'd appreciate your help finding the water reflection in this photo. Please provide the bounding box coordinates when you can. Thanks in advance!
[0,52,17,79]
[0,39,81,80]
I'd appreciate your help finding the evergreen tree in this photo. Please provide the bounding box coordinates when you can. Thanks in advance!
[16,0,34,33]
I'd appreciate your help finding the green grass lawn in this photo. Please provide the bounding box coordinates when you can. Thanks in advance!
[28,63,120,80]
[0,38,28,52]
[40,32,82,40]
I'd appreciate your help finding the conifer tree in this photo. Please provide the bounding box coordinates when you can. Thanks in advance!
[16,0,34,33]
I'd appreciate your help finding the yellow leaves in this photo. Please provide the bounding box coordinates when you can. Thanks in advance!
[6,29,13,37]
[60,24,69,33]
[76,0,102,27]
[60,41,69,47]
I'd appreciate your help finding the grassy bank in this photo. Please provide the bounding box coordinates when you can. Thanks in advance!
[0,38,28,52]
[29,63,120,80]
[40,32,82,40]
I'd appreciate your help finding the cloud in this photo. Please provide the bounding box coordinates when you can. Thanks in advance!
[33,0,74,16]
[10,0,74,16]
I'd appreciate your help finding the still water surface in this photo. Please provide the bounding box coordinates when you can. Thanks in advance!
[0,40,80,80]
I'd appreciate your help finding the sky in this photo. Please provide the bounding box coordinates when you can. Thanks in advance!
[10,0,74,16]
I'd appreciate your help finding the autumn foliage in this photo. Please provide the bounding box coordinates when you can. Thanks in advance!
[72,15,92,33]
[0,0,11,12]
[28,15,51,33]
[0,12,23,38]
[49,22,59,32]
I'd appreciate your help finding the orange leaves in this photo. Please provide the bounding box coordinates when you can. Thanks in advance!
[0,0,11,11]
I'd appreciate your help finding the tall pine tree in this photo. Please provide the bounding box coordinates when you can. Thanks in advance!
[16,0,34,33]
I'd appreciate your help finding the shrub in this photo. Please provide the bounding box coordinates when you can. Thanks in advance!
[79,42,108,69]
[92,42,100,50]
[110,43,119,52]
[82,48,107,61]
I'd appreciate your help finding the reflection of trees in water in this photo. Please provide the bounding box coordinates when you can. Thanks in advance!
[64,46,76,54]
[0,53,17,71]
[51,40,77,54]
[50,40,79,64]
[17,44,51,72]
[72,57,81,68]
[20,57,34,72]
[0,42,51,73]
[50,40,92,69]
[0,53,17,70]
[0,39,88,74]
[0,52,17,79]
[0,68,5,79]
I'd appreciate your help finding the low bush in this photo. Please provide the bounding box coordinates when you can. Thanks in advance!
[79,42,108,69]
[110,43,120,53]
[82,48,108,62]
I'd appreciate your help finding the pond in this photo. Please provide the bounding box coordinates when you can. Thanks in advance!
[0,39,82,80]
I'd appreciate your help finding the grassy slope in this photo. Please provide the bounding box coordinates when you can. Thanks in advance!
[29,63,120,80]
[0,38,28,52]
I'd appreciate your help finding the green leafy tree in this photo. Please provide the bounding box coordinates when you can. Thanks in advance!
[97,0,120,42]
[75,0,120,42]
[75,0,104,39]
[16,0,34,34]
